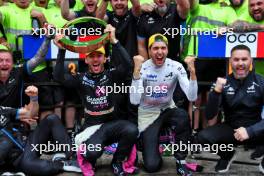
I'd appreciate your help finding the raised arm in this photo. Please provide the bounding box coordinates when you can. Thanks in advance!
[61,0,76,20]
[228,20,264,32]
[175,0,190,19]
[96,0,109,20]
[130,55,145,105]
[105,24,133,78]
[206,78,226,120]
[26,24,54,74]
[130,0,141,17]
[177,56,198,102]
[137,38,148,60]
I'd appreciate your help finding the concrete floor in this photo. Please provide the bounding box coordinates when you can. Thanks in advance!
[56,147,263,176]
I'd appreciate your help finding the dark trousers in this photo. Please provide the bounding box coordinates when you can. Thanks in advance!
[198,123,264,159]
[142,108,191,172]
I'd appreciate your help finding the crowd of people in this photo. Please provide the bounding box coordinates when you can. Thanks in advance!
[0,0,264,175]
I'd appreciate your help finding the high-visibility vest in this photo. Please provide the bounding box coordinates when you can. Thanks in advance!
[239,13,264,76]
[45,5,68,28]
[0,3,46,72]
[182,2,237,58]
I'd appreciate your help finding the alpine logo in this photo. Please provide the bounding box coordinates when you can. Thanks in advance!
[247,83,256,93]
[147,17,155,24]
[226,86,235,95]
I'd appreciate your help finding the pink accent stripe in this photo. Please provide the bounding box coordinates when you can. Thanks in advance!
[186,163,198,171]
[122,145,137,173]
[77,145,94,176]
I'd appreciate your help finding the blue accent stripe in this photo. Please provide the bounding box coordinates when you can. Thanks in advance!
[1,129,24,151]
[198,33,226,58]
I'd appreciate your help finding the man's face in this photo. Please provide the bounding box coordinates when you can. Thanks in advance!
[0,52,13,80]
[230,0,243,7]
[230,49,252,80]
[82,0,98,14]
[111,0,128,16]
[249,0,264,21]
[149,41,168,67]
[14,0,30,8]
[85,52,106,74]
[34,0,48,8]
[154,0,169,14]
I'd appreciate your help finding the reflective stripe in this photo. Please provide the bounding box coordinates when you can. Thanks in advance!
[189,16,226,27]
[9,43,23,51]
[84,107,114,116]
[5,28,32,36]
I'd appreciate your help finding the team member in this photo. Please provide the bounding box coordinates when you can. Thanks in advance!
[137,0,189,61]
[96,0,141,125]
[185,0,238,130]
[0,0,56,118]
[61,0,98,20]
[198,45,264,173]
[0,86,81,175]
[54,24,138,176]
[0,24,54,108]
[130,33,197,175]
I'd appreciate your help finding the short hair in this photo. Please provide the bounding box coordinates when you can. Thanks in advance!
[231,44,251,55]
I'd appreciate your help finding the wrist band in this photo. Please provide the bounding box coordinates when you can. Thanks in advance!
[58,17,110,53]
[30,96,38,102]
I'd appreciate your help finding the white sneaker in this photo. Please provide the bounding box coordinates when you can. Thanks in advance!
[259,158,264,174]
[63,160,82,173]
[52,153,66,162]
[1,172,25,176]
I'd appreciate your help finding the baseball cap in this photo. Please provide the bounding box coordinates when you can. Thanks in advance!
[148,33,168,48]
[86,46,105,56]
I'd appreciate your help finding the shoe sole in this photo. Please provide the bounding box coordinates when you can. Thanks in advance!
[252,156,264,161]
[216,152,237,173]
[259,163,264,174]
[63,166,82,173]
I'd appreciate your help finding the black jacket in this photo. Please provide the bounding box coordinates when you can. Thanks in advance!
[206,72,264,138]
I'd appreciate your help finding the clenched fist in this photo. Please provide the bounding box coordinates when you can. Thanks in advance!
[214,77,227,93]
[104,24,118,44]
[133,55,145,79]
[184,56,196,74]
[25,85,38,97]
[234,127,249,142]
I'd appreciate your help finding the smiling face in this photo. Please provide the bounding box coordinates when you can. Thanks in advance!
[34,0,48,8]
[111,0,128,16]
[149,41,168,67]
[249,0,264,21]
[85,51,106,74]
[230,49,252,80]
[82,0,98,14]
[0,51,13,82]
[14,0,30,8]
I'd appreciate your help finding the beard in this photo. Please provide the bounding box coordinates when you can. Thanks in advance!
[252,11,264,21]
[156,4,168,14]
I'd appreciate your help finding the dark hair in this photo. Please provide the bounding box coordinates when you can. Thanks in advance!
[231,44,251,55]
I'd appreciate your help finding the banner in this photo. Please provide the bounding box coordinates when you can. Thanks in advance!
[23,35,100,60]
[197,32,264,58]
